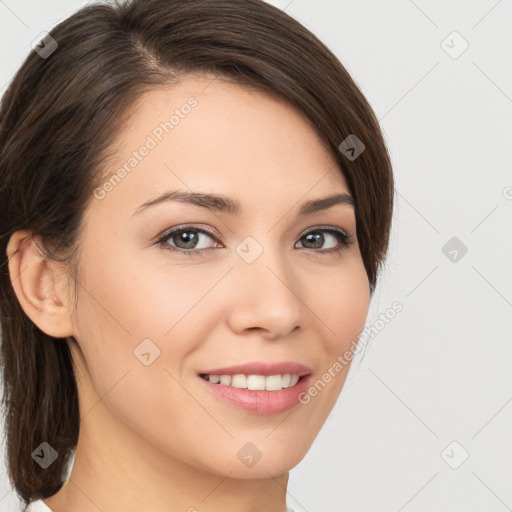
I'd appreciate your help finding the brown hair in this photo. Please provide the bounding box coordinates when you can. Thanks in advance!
[0,0,394,505]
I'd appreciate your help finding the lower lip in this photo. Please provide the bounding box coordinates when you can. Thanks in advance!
[198,374,312,415]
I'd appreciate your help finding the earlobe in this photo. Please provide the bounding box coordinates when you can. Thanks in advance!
[6,230,75,338]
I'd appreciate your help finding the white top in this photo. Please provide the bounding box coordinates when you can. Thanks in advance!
[25,500,52,512]
[26,499,296,512]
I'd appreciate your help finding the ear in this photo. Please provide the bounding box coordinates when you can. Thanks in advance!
[6,230,75,338]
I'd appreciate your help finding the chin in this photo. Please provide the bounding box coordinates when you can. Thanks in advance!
[215,443,308,479]
[226,462,294,480]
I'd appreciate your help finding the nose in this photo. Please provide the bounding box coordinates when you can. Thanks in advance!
[226,245,304,341]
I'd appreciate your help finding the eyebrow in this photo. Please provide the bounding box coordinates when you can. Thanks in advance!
[132,190,355,217]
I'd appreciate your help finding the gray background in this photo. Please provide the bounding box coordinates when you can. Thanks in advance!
[1,1,511,511]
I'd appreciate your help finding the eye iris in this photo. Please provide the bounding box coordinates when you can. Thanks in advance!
[174,230,199,249]
[304,232,323,249]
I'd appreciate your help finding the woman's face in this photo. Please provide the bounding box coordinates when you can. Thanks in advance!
[66,75,370,478]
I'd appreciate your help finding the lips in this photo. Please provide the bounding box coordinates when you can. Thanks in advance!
[198,372,313,415]
[196,361,313,414]
[198,361,312,377]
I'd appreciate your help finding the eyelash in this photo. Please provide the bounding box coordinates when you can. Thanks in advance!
[154,224,354,257]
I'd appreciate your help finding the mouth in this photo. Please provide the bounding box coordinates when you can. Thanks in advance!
[197,371,313,415]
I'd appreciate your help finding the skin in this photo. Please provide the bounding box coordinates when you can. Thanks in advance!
[7,75,370,512]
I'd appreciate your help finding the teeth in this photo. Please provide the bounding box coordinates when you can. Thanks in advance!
[219,375,231,386]
[247,374,265,390]
[231,374,247,388]
[281,373,292,388]
[202,373,302,391]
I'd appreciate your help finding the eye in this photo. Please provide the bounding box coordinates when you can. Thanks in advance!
[155,225,354,256]
[155,225,220,256]
[296,226,354,254]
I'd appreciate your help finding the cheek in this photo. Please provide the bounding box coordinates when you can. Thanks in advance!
[71,267,203,451]
[73,247,223,390]
[76,242,202,340]
[71,285,227,474]
[309,256,370,352]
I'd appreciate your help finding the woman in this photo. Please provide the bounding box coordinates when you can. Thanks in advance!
[0,0,394,510]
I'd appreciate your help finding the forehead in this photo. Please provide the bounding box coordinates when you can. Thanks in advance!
[91,76,349,219]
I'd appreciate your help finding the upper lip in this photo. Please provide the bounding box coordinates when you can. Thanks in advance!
[198,361,312,377]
